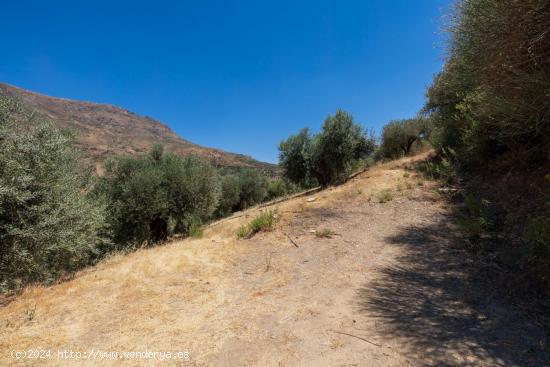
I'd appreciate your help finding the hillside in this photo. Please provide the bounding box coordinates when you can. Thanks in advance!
[1,154,546,366]
[0,83,278,175]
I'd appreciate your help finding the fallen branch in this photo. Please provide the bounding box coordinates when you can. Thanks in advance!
[331,330,382,347]
[283,232,299,248]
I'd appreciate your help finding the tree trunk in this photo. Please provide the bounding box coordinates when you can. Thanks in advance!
[150,217,168,242]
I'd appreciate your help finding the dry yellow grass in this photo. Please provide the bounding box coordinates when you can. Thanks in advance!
[0,151,453,367]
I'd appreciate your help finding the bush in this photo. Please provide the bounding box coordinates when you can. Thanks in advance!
[315,228,336,238]
[523,216,550,285]
[279,109,376,186]
[425,0,550,166]
[377,189,394,203]
[236,210,278,239]
[187,218,204,239]
[415,149,457,185]
[457,194,491,239]
[96,147,220,247]
[0,97,108,290]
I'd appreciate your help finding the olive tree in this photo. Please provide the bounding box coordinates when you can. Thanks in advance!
[279,109,376,186]
[97,148,220,246]
[0,97,108,290]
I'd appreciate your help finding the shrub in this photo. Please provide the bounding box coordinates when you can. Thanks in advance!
[0,97,108,290]
[425,0,550,166]
[457,194,491,239]
[187,218,204,238]
[415,149,457,185]
[315,229,336,238]
[279,109,376,186]
[523,216,550,284]
[377,189,394,203]
[96,147,220,246]
[236,210,278,239]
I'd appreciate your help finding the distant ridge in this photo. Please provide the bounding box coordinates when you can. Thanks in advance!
[0,82,278,175]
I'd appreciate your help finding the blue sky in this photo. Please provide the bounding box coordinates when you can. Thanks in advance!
[1,0,453,163]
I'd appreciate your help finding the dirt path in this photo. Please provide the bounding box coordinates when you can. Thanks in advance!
[1,155,547,366]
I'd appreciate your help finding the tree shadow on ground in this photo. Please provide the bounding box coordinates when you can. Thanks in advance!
[357,213,549,366]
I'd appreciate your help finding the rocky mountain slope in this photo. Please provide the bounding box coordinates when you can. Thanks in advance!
[0,83,277,175]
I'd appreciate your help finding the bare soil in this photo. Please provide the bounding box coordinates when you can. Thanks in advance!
[1,154,547,366]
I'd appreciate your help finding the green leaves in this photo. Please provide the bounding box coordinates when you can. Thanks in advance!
[97,146,221,246]
[426,0,550,166]
[0,96,108,291]
[379,118,430,159]
[279,109,376,186]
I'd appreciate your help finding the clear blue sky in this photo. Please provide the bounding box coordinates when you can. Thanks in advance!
[1,0,453,163]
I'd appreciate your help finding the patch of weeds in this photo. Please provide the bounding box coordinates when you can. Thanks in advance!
[236,226,249,239]
[187,218,203,238]
[417,180,424,186]
[415,149,457,185]
[237,210,279,239]
[24,305,36,321]
[403,172,410,178]
[378,189,393,203]
[523,216,550,287]
[357,189,363,195]
[315,228,336,238]
[264,253,272,272]
[457,194,491,238]
[521,175,550,285]
[405,182,413,190]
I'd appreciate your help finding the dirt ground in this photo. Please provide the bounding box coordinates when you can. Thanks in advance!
[1,154,548,366]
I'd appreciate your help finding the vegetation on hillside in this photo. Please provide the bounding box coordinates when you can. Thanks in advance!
[95,145,221,248]
[0,97,109,291]
[279,109,376,186]
[421,0,550,293]
[0,96,301,291]
[425,0,549,166]
[3,0,548,300]
[236,210,279,239]
[378,117,431,159]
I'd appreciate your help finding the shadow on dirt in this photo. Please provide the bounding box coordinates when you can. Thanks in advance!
[357,213,548,366]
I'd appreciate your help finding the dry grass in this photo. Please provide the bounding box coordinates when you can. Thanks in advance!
[378,189,394,203]
[0,152,433,367]
[315,229,337,238]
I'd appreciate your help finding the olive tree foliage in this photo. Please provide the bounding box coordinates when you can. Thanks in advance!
[216,170,289,217]
[236,169,269,209]
[425,0,550,165]
[278,128,312,186]
[216,174,242,217]
[379,117,430,159]
[267,178,299,200]
[279,110,376,186]
[96,148,220,246]
[0,96,109,291]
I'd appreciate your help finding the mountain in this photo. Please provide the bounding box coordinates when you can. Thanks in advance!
[0,83,278,175]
